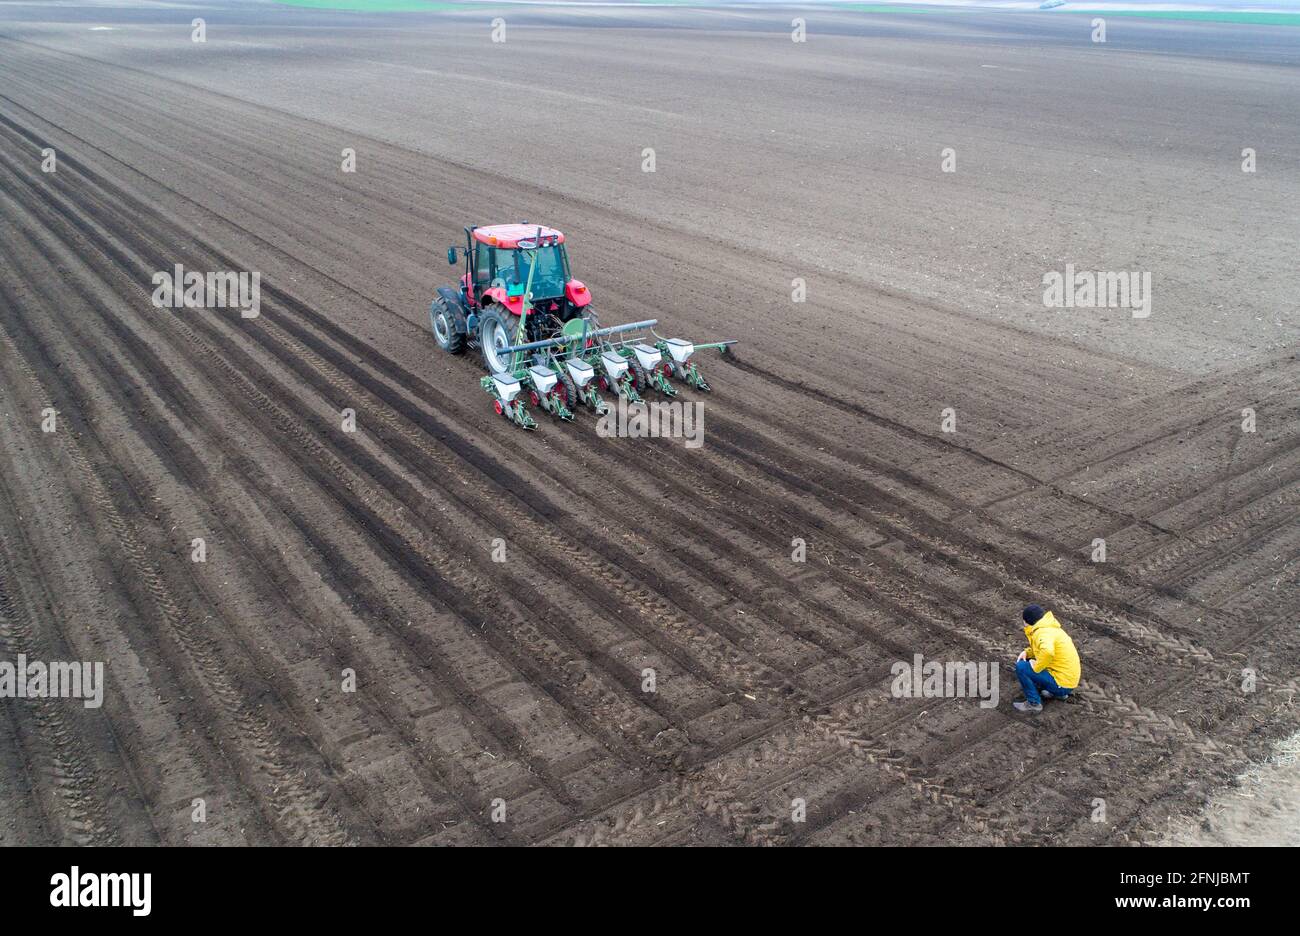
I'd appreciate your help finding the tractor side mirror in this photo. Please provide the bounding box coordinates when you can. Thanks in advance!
[447,247,458,266]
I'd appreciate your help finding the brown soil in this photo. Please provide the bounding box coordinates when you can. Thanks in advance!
[0,4,1296,846]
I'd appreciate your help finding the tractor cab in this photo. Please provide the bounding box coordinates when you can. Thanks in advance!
[452,224,589,319]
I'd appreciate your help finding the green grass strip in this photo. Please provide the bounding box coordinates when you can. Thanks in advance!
[1071,10,1300,26]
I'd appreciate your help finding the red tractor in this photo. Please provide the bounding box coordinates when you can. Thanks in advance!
[430,223,732,429]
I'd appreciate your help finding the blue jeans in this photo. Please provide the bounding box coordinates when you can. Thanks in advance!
[1016,659,1071,705]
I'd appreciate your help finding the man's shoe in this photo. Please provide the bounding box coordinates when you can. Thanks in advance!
[1013,701,1043,714]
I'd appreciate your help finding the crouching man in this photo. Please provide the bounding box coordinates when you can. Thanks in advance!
[1012,604,1080,714]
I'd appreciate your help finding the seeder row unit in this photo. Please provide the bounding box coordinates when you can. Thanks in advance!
[480,318,733,430]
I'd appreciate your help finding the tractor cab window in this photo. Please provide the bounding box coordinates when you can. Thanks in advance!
[491,245,567,299]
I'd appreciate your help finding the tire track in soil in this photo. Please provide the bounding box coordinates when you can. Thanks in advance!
[553,688,1012,846]
[801,677,1246,846]
[1110,605,1299,840]
[1134,482,1300,587]
[0,343,271,845]
[0,530,118,846]
[0,691,50,845]
[771,621,1251,845]
[1001,345,1300,474]
[592,653,1193,847]
[625,644,1233,846]
[0,292,364,847]
[1032,354,1300,492]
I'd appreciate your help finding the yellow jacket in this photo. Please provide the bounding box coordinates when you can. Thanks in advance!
[1022,611,1081,689]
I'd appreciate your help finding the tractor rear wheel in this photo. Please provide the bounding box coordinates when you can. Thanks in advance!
[479,308,521,374]
[430,296,466,355]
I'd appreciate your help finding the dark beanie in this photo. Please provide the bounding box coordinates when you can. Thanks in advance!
[1023,604,1046,625]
